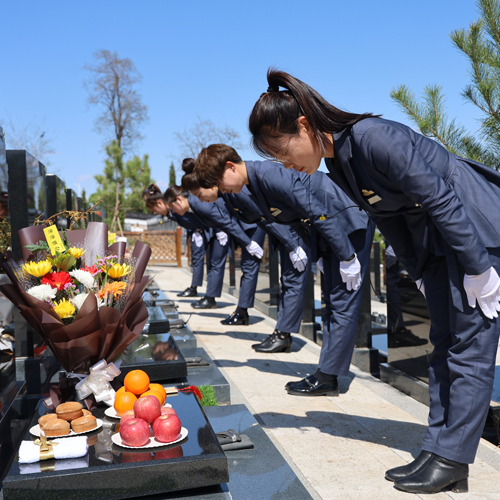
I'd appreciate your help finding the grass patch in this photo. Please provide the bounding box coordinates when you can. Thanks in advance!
[197,385,218,406]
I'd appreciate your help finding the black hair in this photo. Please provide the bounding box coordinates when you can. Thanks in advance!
[249,68,380,158]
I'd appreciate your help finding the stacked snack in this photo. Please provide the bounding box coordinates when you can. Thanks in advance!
[38,402,97,436]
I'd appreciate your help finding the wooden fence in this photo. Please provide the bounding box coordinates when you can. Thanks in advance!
[122,228,182,266]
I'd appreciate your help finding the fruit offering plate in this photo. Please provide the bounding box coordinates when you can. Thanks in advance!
[30,419,103,438]
[111,427,188,449]
[104,403,172,420]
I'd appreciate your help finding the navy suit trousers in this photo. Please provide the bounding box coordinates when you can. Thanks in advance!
[236,227,266,309]
[421,251,500,463]
[319,225,374,376]
[276,244,311,334]
[205,236,229,298]
[190,233,206,288]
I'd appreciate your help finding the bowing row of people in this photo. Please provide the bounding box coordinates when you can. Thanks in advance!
[144,151,375,399]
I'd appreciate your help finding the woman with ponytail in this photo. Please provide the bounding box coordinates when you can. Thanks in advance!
[144,183,208,298]
[180,165,265,324]
[247,68,500,494]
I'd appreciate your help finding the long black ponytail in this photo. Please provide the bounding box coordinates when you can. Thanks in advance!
[249,68,379,157]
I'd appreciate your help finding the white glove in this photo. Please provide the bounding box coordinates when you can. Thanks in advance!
[246,241,264,259]
[463,266,500,319]
[289,246,308,272]
[339,254,362,291]
[415,278,425,298]
[216,231,228,246]
[317,258,324,274]
[192,232,203,248]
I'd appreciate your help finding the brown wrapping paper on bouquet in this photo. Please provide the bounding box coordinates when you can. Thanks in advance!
[0,222,151,374]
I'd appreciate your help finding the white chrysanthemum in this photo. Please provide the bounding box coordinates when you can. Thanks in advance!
[27,284,57,301]
[69,270,95,289]
[70,293,89,311]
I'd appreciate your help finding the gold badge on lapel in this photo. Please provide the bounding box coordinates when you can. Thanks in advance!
[362,189,382,205]
[270,207,282,217]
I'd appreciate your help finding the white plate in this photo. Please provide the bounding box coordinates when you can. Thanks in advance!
[104,403,172,420]
[30,418,103,438]
[111,426,187,449]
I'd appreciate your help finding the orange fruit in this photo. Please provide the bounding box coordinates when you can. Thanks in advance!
[149,383,166,404]
[124,370,150,395]
[116,386,127,394]
[114,391,137,416]
[139,389,163,405]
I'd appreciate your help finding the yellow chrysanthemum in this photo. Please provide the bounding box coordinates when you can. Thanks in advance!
[98,281,127,299]
[108,232,117,245]
[68,247,86,259]
[23,260,53,278]
[53,298,76,319]
[106,263,132,279]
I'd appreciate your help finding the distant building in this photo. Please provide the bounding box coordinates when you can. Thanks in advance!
[124,212,176,232]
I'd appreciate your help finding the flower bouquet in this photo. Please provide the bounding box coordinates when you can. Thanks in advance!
[0,222,151,375]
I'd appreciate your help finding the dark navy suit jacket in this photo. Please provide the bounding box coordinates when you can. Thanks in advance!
[327,117,500,278]
[169,209,212,241]
[221,186,302,254]
[245,160,369,261]
[188,195,255,247]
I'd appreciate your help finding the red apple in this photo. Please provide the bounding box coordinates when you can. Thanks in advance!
[120,409,136,424]
[119,418,150,447]
[160,407,177,416]
[133,395,161,424]
[152,414,182,443]
[154,445,183,460]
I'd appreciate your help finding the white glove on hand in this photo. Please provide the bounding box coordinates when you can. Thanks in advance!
[216,231,228,246]
[339,254,362,291]
[192,232,203,248]
[317,257,324,274]
[463,266,500,319]
[415,278,425,298]
[246,241,264,259]
[289,246,308,272]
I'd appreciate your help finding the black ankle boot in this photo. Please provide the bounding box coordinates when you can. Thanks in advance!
[191,296,217,309]
[221,309,249,325]
[394,454,469,494]
[385,450,433,482]
[253,331,292,353]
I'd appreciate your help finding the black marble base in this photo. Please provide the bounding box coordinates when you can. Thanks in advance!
[170,325,197,350]
[2,393,228,500]
[0,381,30,482]
[118,333,188,382]
[145,306,170,335]
[143,290,172,307]
[179,348,230,405]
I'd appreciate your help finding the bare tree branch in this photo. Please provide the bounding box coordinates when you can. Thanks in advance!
[83,49,149,154]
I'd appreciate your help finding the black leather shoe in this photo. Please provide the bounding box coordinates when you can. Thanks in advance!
[177,286,198,297]
[191,297,217,309]
[251,333,274,349]
[286,374,339,396]
[388,328,428,348]
[221,311,249,326]
[385,450,433,482]
[254,332,292,353]
[394,454,468,493]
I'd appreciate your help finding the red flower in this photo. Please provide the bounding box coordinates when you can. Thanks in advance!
[41,271,73,291]
[83,265,100,276]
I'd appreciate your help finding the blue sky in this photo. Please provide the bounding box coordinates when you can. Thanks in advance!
[0,0,484,196]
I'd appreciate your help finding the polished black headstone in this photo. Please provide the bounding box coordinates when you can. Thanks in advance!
[118,333,187,382]
[2,392,228,500]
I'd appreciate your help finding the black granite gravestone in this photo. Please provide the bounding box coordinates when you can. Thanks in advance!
[2,392,228,500]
